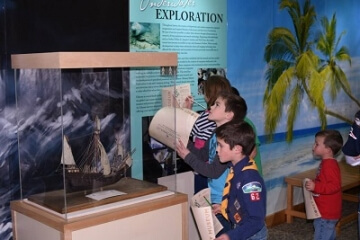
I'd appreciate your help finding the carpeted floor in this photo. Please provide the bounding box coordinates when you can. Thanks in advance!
[268,201,358,240]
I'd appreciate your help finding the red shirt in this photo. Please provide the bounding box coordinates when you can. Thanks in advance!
[313,158,342,219]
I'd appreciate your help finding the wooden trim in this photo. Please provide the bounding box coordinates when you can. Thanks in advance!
[11,192,188,234]
[265,209,286,227]
[11,210,18,240]
[11,201,69,232]
[266,204,304,228]
[181,202,189,240]
[342,193,358,202]
[11,52,178,69]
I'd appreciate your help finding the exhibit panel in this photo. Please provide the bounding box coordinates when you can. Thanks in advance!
[10,52,183,218]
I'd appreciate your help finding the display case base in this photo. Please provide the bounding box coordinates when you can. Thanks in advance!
[27,177,167,214]
[11,190,188,240]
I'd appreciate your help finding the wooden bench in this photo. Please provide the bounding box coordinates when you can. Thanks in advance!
[284,160,360,233]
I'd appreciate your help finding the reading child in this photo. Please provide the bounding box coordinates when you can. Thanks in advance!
[305,130,343,240]
[186,75,232,193]
[214,121,267,240]
[176,91,247,235]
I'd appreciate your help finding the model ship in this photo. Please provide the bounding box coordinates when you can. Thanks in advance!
[60,116,133,191]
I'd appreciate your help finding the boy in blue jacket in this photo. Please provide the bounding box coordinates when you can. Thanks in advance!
[214,121,267,240]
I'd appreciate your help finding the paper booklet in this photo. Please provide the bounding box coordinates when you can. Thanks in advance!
[303,178,321,219]
[190,188,223,240]
[149,107,199,150]
[162,83,191,108]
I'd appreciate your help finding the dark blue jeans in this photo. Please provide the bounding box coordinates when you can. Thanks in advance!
[313,218,338,240]
[247,225,268,240]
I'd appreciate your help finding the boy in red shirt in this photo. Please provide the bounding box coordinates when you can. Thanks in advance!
[305,130,343,240]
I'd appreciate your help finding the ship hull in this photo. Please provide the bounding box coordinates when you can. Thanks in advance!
[64,170,126,192]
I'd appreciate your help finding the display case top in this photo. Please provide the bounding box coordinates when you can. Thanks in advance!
[11,52,178,69]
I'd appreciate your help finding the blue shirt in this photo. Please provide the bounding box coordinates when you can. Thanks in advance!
[208,134,229,204]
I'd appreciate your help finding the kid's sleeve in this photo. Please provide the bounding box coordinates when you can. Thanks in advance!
[184,154,229,178]
[187,137,209,158]
[313,160,341,194]
[227,172,266,240]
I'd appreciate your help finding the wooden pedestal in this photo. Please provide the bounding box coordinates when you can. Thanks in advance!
[11,189,188,240]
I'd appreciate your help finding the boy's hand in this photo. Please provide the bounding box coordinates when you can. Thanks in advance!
[305,179,315,191]
[176,139,190,159]
[212,204,221,215]
[215,234,230,240]
[182,95,194,109]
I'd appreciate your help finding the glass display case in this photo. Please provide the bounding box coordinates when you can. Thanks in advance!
[10,52,189,240]
[10,51,188,215]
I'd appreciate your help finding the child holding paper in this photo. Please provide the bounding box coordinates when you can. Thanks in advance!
[305,130,343,240]
[186,75,232,194]
[176,91,248,236]
[214,121,267,240]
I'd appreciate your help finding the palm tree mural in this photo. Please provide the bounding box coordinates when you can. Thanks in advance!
[263,0,355,141]
[317,13,360,108]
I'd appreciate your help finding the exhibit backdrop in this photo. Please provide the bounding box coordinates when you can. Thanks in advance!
[227,0,360,215]
[129,0,227,180]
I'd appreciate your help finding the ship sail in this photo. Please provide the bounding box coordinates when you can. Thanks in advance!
[99,138,111,175]
[61,135,76,166]
[77,115,111,175]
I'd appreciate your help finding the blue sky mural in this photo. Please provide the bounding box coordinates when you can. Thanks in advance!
[227,0,360,137]
[227,0,360,216]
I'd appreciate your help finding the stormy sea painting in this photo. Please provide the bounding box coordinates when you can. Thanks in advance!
[0,68,131,240]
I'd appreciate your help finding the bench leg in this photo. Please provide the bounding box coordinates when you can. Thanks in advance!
[336,221,341,236]
[286,184,294,223]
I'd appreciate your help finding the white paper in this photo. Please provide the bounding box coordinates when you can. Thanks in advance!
[303,178,321,219]
[149,107,199,149]
[190,188,223,240]
[86,190,126,201]
[162,83,191,108]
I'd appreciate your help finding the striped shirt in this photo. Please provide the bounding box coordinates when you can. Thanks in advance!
[191,111,216,142]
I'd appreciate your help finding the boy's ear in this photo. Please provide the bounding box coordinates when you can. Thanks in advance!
[234,144,242,153]
[225,111,234,120]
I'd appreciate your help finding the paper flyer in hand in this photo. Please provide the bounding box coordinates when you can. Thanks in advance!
[190,188,223,240]
[149,107,199,150]
[303,178,321,219]
[162,83,191,108]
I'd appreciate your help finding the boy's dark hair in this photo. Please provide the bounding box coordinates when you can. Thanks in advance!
[315,129,343,155]
[216,91,247,123]
[203,75,232,108]
[231,86,240,96]
[216,121,255,156]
